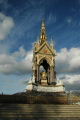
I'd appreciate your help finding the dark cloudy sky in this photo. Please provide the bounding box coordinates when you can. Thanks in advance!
[0,0,80,94]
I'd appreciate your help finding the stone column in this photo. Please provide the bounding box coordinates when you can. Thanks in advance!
[37,65,39,83]
[50,66,57,84]
[34,69,37,83]
[38,65,40,83]
[47,68,50,84]
[50,66,52,84]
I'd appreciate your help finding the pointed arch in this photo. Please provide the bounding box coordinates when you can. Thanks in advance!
[39,56,51,66]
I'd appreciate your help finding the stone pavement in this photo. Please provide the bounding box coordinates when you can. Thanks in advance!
[0,104,80,120]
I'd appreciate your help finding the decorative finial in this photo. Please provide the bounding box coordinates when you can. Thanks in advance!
[40,20,47,44]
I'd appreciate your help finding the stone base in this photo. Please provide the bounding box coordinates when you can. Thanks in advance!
[26,78,65,93]
[33,84,65,93]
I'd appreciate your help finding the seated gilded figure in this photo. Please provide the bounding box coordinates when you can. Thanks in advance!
[41,71,47,80]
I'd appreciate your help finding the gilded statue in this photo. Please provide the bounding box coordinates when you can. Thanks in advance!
[41,72,47,80]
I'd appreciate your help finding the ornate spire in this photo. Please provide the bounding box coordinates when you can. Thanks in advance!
[40,20,47,44]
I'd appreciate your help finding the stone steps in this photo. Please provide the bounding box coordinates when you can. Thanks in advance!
[0,104,80,119]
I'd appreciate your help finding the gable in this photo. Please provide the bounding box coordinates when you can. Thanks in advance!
[37,42,54,55]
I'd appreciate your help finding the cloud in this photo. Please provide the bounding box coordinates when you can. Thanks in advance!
[0,46,80,90]
[58,74,80,84]
[0,46,80,78]
[0,0,10,11]
[47,14,56,25]
[66,16,73,24]
[58,74,80,90]
[0,13,15,40]
[67,18,72,24]
[0,47,32,75]
[56,48,80,74]
[56,47,80,90]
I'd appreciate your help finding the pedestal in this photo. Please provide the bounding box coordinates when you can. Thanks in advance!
[41,79,47,86]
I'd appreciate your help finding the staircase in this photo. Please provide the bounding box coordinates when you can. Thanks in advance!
[0,104,80,120]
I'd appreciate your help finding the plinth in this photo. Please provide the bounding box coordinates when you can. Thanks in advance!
[41,79,48,85]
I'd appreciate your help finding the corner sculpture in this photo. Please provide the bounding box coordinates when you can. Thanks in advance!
[26,21,65,93]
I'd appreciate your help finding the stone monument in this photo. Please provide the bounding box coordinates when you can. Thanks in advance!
[26,21,65,93]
